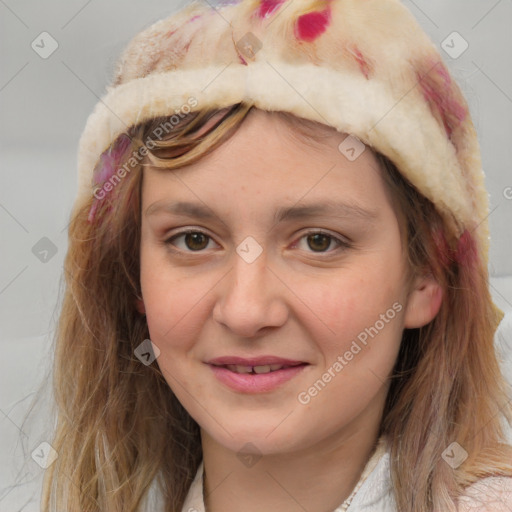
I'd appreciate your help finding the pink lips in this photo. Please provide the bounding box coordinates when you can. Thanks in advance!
[206,356,309,393]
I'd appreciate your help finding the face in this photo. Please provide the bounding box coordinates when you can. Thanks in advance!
[139,109,422,456]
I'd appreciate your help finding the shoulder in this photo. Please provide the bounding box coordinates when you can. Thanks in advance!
[456,476,512,511]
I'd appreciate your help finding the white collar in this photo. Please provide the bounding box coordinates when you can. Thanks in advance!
[181,440,395,512]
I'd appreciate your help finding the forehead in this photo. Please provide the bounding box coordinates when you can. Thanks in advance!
[141,109,388,212]
[277,110,342,144]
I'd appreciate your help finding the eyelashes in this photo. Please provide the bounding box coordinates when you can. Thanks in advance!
[292,230,351,253]
[165,230,215,252]
[164,229,351,255]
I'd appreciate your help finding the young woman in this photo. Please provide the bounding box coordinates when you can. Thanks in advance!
[42,0,512,510]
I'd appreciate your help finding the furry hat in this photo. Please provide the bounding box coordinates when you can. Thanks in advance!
[74,0,503,320]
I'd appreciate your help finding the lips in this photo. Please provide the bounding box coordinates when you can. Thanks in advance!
[206,356,309,393]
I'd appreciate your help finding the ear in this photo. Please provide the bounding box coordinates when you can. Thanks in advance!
[135,297,146,315]
[403,272,443,329]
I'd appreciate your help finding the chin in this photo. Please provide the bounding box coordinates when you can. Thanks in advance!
[201,416,311,456]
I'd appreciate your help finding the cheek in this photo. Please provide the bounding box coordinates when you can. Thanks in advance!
[140,257,211,400]
[292,257,406,353]
[143,281,208,351]
[139,247,209,349]
[294,268,405,427]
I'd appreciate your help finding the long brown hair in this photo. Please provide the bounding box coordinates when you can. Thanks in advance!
[40,103,512,511]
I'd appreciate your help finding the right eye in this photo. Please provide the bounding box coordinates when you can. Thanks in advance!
[164,229,218,252]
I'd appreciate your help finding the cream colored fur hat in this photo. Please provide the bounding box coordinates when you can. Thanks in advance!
[75,0,501,318]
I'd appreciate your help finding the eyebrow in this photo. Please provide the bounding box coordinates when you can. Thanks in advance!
[145,200,379,224]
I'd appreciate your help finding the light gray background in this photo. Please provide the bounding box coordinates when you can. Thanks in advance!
[1,1,511,510]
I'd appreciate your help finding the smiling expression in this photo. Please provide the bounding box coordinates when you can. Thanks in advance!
[139,109,419,455]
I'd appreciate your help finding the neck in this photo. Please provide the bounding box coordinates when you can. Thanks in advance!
[201,400,385,512]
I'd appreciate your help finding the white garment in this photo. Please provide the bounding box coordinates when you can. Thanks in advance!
[180,453,512,512]
[180,453,395,512]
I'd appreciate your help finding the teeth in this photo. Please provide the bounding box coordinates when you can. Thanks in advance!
[253,365,271,374]
[224,364,287,374]
[226,364,253,374]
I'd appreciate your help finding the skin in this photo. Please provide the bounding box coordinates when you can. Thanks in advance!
[138,109,443,512]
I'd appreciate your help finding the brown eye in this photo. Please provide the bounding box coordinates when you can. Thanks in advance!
[165,230,214,252]
[293,230,350,255]
[306,233,334,252]
[184,232,209,251]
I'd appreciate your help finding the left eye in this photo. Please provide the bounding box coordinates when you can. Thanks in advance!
[293,231,349,253]
[165,230,349,254]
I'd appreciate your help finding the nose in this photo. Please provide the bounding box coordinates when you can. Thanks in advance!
[212,248,289,338]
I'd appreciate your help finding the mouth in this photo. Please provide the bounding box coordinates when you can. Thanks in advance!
[212,363,305,374]
[206,356,309,393]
